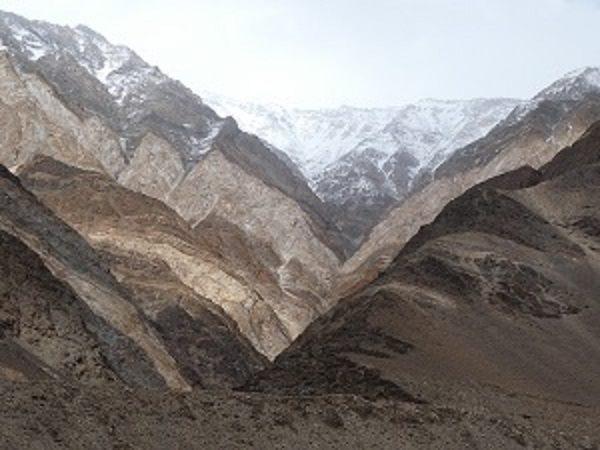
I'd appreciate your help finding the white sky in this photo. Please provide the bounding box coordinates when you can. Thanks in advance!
[1,0,600,108]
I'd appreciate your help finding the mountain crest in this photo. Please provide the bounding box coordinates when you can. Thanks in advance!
[535,66,600,101]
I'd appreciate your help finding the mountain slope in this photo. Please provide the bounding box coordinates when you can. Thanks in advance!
[0,10,344,244]
[1,161,268,387]
[341,67,600,296]
[0,10,349,357]
[247,121,600,408]
[19,155,313,359]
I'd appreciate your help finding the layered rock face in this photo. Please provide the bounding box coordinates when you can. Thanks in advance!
[248,123,600,406]
[0,11,346,358]
[340,69,600,297]
[20,156,321,359]
[0,165,268,389]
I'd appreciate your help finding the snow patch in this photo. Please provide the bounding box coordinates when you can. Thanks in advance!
[7,21,50,60]
[188,121,224,158]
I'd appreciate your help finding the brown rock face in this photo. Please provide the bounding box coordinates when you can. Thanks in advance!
[248,124,600,407]
[0,163,267,388]
[18,156,296,360]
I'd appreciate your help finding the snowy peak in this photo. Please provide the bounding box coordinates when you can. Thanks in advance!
[501,67,600,127]
[203,92,522,243]
[535,67,600,101]
[203,91,400,178]
[203,93,521,184]
[358,98,522,173]
[0,10,232,169]
[0,12,167,104]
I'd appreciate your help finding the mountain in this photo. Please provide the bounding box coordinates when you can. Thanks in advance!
[340,66,600,297]
[0,162,267,388]
[204,93,521,243]
[1,9,600,448]
[246,120,600,415]
[0,10,348,359]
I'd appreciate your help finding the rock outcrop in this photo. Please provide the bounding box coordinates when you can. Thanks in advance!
[19,155,325,359]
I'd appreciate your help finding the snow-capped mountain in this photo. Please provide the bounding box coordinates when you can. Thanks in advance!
[313,98,522,197]
[344,66,600,297]
[201,94,400,179]
[0,10,350,358]
[0,12,225,168]
[205,93,521,185]
[204,93,522,241]
[505,67,600,126]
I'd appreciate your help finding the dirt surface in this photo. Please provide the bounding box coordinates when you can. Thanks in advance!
[0,380,597,450]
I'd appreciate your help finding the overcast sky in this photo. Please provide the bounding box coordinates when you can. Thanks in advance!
[1,0,600,108]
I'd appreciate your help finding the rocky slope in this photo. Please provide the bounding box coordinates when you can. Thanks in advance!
[0,11,346,249]
[0,10,348,357]
[341,67,600,296]
[19,155,317,359]
[0,164,266,389]
[2,120,599,450]
[204,93,521,243]
[248,121,600,409]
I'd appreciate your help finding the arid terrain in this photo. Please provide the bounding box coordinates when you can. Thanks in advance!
[0,10,599,449]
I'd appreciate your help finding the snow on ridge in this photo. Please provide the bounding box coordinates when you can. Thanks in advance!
[1,14,166,105]
[71,26,145,100]
[508,67,600,125]
[5,19,50,60]
[578,67,600,89]
[536,66,600,100]
[202,91,402,179]
[204,92,521,183]
[188,120,225,159]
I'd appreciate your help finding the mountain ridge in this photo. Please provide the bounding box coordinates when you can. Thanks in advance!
[0,10,350,359]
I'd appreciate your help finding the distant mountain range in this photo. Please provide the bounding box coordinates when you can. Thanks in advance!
[203,94,521,242]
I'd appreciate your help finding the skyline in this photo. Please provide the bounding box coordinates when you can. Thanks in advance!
[0,0,599,108]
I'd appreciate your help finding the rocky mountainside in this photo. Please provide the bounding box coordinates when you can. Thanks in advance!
[204,93,521,242]
[19,154,328,359]
[248,120,600,408]
[340,66,600,297]
[0,163,266,389]
[0,10,349,358]
[0,9,599,448]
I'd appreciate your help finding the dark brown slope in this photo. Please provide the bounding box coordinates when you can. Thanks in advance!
[1,162,267,389]
[0,167,165,387]
[247,122,600,407]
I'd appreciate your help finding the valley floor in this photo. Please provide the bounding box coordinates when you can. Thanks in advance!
[0,380,597,449]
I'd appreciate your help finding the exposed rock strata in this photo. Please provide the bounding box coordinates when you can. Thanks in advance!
[0,12,348,358]
[0,163,266,388]
[20,156,322,359]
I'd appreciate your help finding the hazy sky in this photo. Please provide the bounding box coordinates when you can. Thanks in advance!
[1,0,600,107]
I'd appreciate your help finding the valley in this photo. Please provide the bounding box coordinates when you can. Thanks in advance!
[0,9,598,449]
